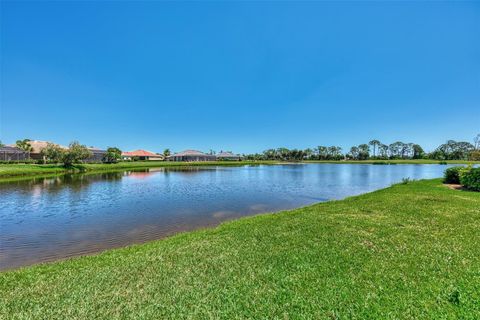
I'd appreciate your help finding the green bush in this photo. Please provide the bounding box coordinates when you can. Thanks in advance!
[444,166,464,184]
[62,141,92,167]
[470,150,480,161]
[102,147,122,164]
[460,167,480,191]
[401,177,414,184]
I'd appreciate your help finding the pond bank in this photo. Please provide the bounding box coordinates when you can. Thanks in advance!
[1,179,479,318]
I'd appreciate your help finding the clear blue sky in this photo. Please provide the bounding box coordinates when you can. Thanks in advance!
[1,1,479,153]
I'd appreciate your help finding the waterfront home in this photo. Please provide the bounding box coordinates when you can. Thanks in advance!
[86,147,107,163]
[0,145,30,161]
[167,150,216,162]
[27,140,66,161]
[18,140,105,163]
[122,150,164,161]
[216,151,242,161]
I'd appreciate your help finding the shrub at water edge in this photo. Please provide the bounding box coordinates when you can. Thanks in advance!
[460,167,480,191]
[444,166,465,184]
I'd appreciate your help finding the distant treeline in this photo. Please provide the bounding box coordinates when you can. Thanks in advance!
[3,134,479,164]
[244,135,480,161]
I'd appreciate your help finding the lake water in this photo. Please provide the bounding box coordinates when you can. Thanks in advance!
[0,164,453,270]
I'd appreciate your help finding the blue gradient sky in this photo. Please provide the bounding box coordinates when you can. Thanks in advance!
[1,1,479,153]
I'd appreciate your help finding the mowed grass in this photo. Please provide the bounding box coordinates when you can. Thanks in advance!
[1,179,480,319]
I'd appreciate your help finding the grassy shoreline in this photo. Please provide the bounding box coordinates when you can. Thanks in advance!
[1,179,479,318]
[0,161,278,180]
[0,159,478,181]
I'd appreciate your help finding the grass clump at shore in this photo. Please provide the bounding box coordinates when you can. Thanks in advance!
[1,179,479,319]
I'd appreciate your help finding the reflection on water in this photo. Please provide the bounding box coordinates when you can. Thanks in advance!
[0,164,454,270]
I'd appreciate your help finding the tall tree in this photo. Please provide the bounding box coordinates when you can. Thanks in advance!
[276,148,290,160]
[358,144,370,160]
[336,146,344,160]
[378,144,389,159]
[328,146,343,160]
[304,148,313,160]
[474,134,480,150]
[41,143,65,163]
[389,142,404,159]
[62,141,92,167]
[368,140,381,158]
[349,146,359,160]
[289,149,305,161]
[470,150,480,161]
[400,143,413,159]
[316,146,328,160]
[412,144,425,159]
[263,149,276,160]
[103,147,122,164]
[163,148,171,157]
[434,140,474,160]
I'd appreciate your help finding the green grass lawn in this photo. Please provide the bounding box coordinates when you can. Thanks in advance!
[1,179,479,319]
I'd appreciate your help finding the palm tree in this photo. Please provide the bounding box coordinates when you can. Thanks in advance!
[16,139,33,152]
[316,146,328,160]
[349,146,359,160]
[379,144,389,159]
[163,148,171,157]
[474,134,480,150]
[358,144,370,160]
[412,144,425,159]
[304,148,313,160]
[276,148,290,161]
[368,140,381,158]
[263,149,276,160]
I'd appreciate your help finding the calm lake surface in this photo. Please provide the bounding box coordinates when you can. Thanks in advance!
[0,164,453,270]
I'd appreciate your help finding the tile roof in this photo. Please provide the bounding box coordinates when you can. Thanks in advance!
[122,149,162,157]
[88,147,106,153]
[26,140,68,153]
[216,151,241,157]
[170,150,210,157]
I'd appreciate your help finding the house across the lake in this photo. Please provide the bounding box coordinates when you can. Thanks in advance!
[167,150,216,162]
[216,151,242,161]
[20,140,106,163]
[122,150,164,161]
[86,147,107,163]
[27,140,66,161]
[0,145,30,161]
